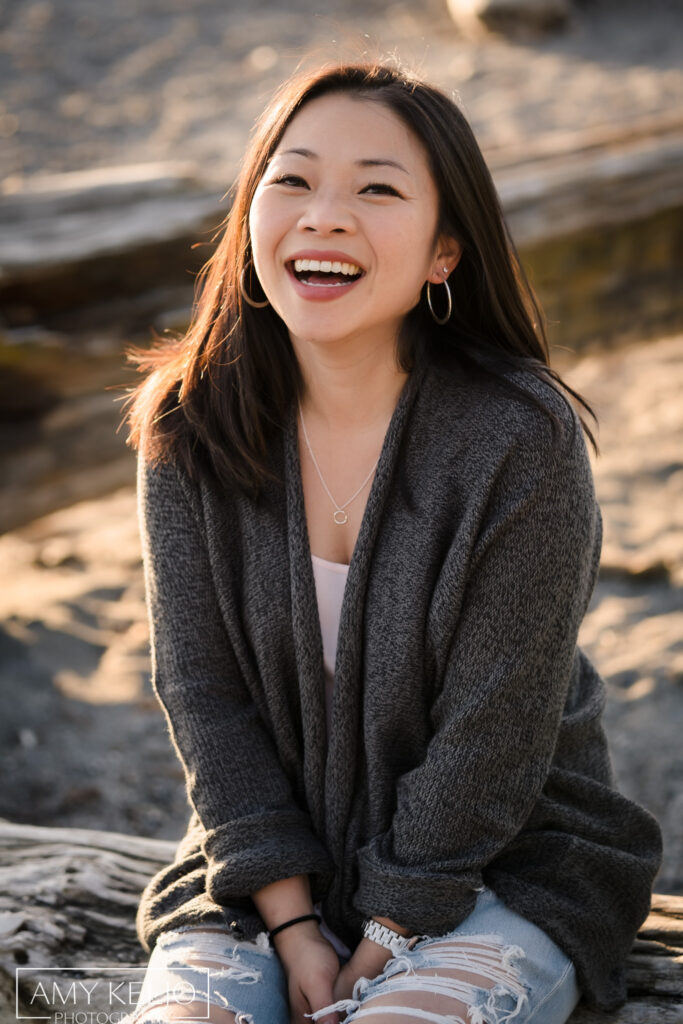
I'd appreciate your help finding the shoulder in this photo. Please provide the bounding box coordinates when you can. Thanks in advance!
[416,357,587,464]
[407,358,597,518]
[137,450,204,527]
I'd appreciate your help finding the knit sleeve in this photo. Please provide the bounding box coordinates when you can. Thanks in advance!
[137,454,332,906]
[352,405,603,933]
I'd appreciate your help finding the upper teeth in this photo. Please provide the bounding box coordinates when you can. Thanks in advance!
[293,259,361,275]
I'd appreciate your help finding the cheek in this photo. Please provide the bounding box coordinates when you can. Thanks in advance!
[247,193,267,257]
[380,213,437,279]
[248,190,285,261]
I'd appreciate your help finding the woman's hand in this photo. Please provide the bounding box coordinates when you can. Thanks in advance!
[273,920,342,1024]
[332,938,392,1004]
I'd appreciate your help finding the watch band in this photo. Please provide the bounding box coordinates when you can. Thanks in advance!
[361,918,424,954]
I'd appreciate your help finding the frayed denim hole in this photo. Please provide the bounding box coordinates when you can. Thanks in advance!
[165,955,262,986]
[383,954,418,977]
[213,932,274,958]
[207,989,232,1010]
[166,985,212,1007]
[306,996,361,1021]
[177,990,243,1021]
[132,992,213,1022]
[142,969,212,1013]
[156,925,229,947]
[127,1000,184,1024]
[134,990,249,1023]
[345,937,530,1024]
[207,964,261,984]
[469,976,531,1024]
[386,951,428,975]
[307,958,423,1023]
[136,963,210,1013]
[254,931,272,951]
[164,962,212,985]
[309,953,417,1020]
[156,932,194,952]
[156,926,270,956]
[345,953,417,1005]
[414,930,506,952]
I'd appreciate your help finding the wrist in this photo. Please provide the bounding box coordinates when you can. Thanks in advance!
[251,874,314,932]
[361,917,422,957]
[271,917,323,956]
[370,915,412,938]
[353,936,393,971]
[268,912,321,941]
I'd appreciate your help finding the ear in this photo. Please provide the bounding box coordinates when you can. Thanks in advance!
[427,237,463,284]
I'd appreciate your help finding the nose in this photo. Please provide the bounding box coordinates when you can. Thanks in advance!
[297,189,355,235]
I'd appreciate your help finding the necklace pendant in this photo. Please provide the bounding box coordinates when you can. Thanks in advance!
[333,509,348,525]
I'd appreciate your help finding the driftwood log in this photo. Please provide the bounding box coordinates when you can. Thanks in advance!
[2,117,682,533]
[0,819,681,1023]
[0,162,220,329]
[1,120,681,335]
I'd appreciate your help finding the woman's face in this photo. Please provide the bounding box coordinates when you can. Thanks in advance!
[249,92,458,359]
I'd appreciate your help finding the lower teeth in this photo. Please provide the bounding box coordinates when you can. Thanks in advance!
[308,279,351,286]
[295,274,359,286]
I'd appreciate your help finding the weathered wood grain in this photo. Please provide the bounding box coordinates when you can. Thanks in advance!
[2,121,682,532]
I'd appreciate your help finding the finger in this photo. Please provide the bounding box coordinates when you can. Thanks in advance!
[299,1010,339,1024]
[290,1003,337,1024]
[305,982,340,1024]
[288,983,309,1024]
[332,965,353,1004]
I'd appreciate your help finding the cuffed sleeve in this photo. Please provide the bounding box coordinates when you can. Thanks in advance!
[353,406,603,934]
[137,454,332,904]
[204,809,332,900]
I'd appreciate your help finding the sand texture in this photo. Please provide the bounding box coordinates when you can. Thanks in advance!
[2,0,682,189]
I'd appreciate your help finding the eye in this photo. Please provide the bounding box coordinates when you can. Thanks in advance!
[360,182,404,198]
[272,174,309,189]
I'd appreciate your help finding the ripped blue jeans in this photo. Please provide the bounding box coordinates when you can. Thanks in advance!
[127,888,581,1024]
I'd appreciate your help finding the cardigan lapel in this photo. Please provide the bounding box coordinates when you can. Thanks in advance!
[284,419,328,839]
[284,361,426,862]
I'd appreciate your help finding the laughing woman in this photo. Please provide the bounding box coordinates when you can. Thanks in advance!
[124,61,661,1024]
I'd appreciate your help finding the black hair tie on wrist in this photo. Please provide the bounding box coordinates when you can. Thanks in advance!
[267,913,321,940]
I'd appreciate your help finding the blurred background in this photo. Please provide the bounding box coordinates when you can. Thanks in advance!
[0,0,681,895]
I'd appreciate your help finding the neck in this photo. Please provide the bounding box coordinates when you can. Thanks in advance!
[293,336,410,434]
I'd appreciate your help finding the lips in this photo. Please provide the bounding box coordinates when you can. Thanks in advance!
[284,251,366,301]
[286,249,366,271]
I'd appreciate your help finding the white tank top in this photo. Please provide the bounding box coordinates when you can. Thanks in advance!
[311,553,350,739]
[310,553,353,959]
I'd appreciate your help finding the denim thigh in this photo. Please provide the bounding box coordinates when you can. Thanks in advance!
[128,890,581,1024]
[311,888,581,1024]
[127,926,290,1024]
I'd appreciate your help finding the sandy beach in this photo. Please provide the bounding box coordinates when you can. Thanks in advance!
[2,0,682,189]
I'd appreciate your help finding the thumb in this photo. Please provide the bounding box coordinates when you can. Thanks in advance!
[304,978,341,1024]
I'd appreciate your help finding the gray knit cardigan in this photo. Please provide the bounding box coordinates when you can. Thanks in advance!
[135,357,661,1011]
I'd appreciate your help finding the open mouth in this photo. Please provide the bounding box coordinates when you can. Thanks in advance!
[288,258,365,287]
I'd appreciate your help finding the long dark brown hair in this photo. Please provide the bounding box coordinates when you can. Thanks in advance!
[124,59,596,497]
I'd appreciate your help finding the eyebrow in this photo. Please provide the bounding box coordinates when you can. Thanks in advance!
[276,148,410,175]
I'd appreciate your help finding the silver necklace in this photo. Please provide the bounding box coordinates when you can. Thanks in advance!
[298,404,380,525]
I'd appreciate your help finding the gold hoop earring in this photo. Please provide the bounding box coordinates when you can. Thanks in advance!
[240,262,269,308]
[426,277,452,325]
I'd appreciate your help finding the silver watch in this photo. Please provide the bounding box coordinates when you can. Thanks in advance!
[361,918,423,953]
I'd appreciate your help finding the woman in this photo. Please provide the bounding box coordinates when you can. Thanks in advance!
[125,61,662,1024]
